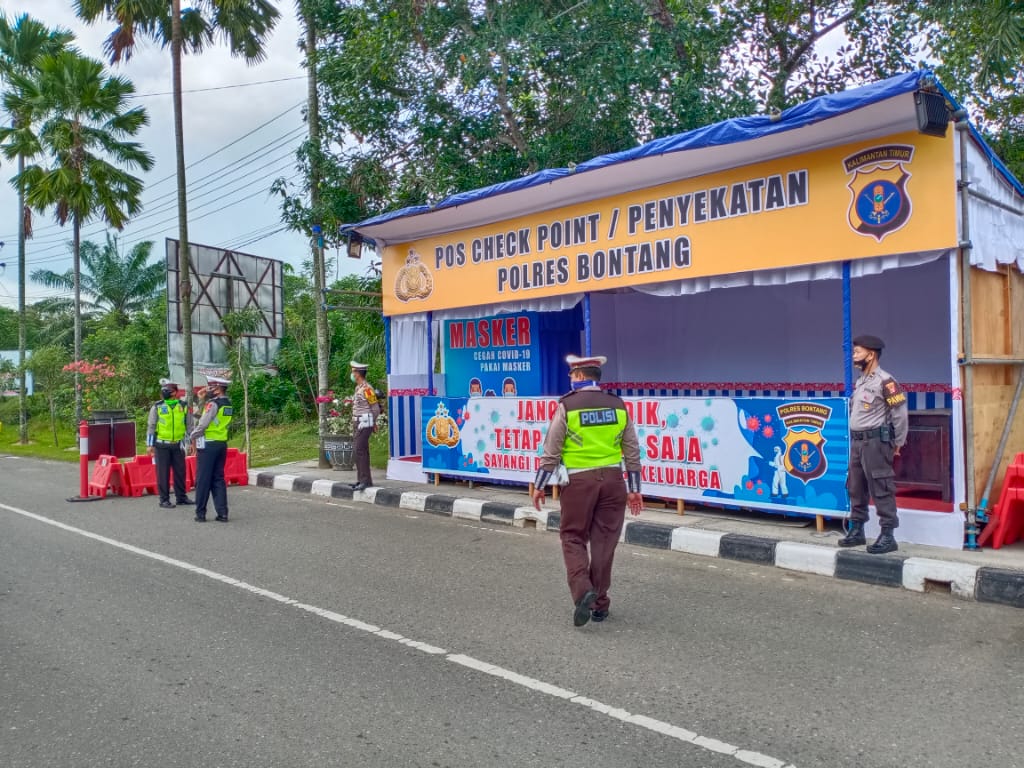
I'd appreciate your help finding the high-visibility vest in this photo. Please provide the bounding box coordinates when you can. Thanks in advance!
[561,391,627,469]
[205,397,233,442]
[155,400,187,442]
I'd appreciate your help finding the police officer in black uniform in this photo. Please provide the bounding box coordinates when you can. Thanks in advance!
[532,354,643,626]
[189,375,233,523]
[146,377,193,509]
[840,335,909,554]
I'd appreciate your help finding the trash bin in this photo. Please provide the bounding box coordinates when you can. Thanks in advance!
[87,410,136,460]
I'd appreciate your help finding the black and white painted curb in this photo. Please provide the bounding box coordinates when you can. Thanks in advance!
[250,470,1024,610]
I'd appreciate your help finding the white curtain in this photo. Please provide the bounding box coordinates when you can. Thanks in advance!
[962,136,1024,272]
[631,250,948,297]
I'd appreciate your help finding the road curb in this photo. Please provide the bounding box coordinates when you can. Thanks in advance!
[249,470,1024,609]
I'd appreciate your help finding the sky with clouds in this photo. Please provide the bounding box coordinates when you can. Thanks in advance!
[0,0,368,310]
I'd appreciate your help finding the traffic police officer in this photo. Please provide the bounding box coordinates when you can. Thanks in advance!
[840,335,909,554]
[146,377,193,509]
[189,375,233,522]
[349,361,380,491]
[532,354,643,626]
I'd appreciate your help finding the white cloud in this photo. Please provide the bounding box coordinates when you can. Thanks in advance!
[0,0,367,309]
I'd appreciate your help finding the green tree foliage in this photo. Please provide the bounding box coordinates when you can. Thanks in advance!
[276,0,752,242]
[0,12,75,443]
[723,0,923,111]
[922,0,1024,179]
[3,49,153,421]
[76,0,282,406]
[23,344,71,445]
[30,234,164,327]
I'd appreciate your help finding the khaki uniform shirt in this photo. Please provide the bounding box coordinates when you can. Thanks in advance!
[352,381,381,424]
[849,365,909,447]
[539,384,642,472]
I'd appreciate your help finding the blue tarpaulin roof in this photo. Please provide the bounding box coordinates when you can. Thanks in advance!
[347,70,1023,241]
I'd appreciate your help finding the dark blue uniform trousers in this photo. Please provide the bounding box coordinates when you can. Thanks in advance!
[195,441,229,519]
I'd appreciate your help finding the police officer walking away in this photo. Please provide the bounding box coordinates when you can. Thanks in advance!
[189,375,233,522]
[532,354,643,626]
[840,335,909,554]
[146,378,193,509]
[349,360,381,491]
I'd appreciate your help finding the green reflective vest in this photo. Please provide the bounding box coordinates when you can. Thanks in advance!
[156,400,187,442]
[205,398,233,442]
[561,396,627,469]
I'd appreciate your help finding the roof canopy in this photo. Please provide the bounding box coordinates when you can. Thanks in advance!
[348,70,1023,247]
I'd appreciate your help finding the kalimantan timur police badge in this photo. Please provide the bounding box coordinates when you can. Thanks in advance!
[844,144,914,242]
[776,402,833,482]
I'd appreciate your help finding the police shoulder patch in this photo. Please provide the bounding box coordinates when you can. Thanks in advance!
[882,378,906,407]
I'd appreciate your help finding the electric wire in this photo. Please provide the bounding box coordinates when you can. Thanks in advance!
[0,101,305,242]
[22,126,305,252]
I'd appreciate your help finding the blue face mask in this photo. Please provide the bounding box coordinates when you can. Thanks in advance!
[570,379,591,391]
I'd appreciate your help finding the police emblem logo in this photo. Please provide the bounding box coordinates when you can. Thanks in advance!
[776,402,832,482]
[843,144,915,242]
[395,248,434,302]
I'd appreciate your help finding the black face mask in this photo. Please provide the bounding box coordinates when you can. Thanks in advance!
[853,358,868,371]
[162,387,176,400]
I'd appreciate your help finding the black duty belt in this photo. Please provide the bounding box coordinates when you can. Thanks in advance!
[851,427,888,441]
[155,439,182,445]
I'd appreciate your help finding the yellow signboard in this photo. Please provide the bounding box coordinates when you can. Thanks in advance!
[382,131,956,316]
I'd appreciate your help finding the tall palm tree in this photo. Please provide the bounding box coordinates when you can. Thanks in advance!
[0,13,74,443]
[6,50,153,422]
[31,234,164,328]
[75,0,280,406]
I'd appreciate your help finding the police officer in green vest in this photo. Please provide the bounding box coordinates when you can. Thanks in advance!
[146,377,193,509]
[532,354,643,627]
[189,375,233,522]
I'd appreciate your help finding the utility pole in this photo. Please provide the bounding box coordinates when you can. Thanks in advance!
[303,1,331,468]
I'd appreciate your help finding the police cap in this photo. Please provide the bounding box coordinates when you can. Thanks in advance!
[852,335,885,352]
[349,360,369,372]
[566,354,607,371]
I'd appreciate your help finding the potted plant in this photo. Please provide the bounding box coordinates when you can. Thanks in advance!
[320,393,355,470]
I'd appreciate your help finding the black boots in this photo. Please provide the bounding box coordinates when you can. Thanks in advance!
[838,522,866,547]
[867,529,898,554]
[839,523,898,553]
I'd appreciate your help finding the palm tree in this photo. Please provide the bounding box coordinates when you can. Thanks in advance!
[6,50,153,422]
[75,0,281,407]
[0,13,74,443]
[31,234,164,328]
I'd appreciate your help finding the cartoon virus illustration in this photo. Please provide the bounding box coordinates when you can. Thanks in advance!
[746,415,761,431]
[666,413,680,429]
[477,440,486,453]
[762,426,775,438]
[701,416,715,432]
[711,438,719,446]
[490,410,500,424]
[764,414,772,423]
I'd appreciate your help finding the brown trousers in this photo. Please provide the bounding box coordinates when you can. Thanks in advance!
[354,426,373,485]
[848,436,899,529]
[558,466,627,612]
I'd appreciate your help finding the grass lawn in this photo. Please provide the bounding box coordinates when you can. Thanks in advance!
[0,418,390,469]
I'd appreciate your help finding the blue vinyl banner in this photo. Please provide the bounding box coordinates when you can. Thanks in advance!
[443,312,543,398]
[421,395,851,517]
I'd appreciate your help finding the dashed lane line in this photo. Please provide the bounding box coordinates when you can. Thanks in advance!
[1,501,796,768]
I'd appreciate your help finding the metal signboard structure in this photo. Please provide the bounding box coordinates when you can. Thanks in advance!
[165,239,284,383]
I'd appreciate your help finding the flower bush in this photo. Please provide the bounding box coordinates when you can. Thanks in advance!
[317,392,354,436]
[63,358,126,414]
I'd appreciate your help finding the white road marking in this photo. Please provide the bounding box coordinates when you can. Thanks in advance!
[1,501,795,768]
[455,523,529,537]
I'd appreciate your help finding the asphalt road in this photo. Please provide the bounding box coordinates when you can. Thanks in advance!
[2,454,1022,768]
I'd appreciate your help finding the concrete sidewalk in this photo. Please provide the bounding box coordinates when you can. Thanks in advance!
[248,460,1024,610]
